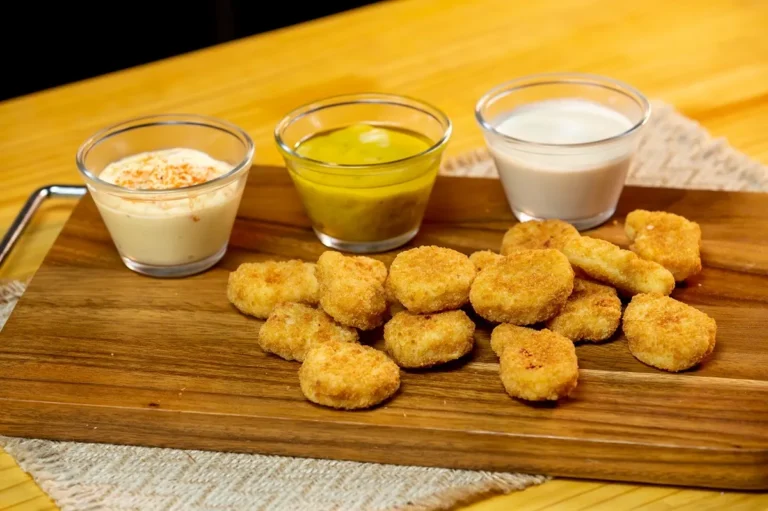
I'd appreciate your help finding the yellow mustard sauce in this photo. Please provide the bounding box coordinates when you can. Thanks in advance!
[289,124,440,242]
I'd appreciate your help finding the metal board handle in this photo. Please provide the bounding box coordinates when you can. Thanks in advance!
[0,185,87,268]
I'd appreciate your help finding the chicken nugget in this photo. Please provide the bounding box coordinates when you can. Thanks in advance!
[623,294,716,372]
[384,310,475,368]
[625,210,702,281]
[351,252,388,285]
[227,260,319,319]
[316,251,387,330]
[545,278,622,342]
[493,324,579,401]
[387,246,476,314]
[500,219,580,255]
[469,250,504,272]
[562,236,675,297]
[258,303,358,362]
[299,340,400,409]
[470,249,574,324]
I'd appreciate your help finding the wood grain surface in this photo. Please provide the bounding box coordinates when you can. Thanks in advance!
[2,0,768,508]
[1,167,767,494]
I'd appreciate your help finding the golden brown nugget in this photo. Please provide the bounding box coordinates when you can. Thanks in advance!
[545,278,622,342]
[384,276,406,316]
[493,324,579,401]
[299,340,400,409]
[625,210,702,281]
[623,294,717,372]
[384,276,401,306]
[387,246,476,314]
[470,249,574,325]
[562,236,675,297]
[316,251,388,330]
[469,250,504,272]
[500,219,580,255]
[384,310,475,368]
[258,303,358,362]
[227,260,319,319]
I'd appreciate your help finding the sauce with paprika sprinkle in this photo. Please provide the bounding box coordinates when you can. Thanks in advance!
[95,148,243,267]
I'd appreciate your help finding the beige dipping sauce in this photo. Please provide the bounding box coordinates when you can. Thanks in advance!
[487,99,635,223]
[95,148,241,266]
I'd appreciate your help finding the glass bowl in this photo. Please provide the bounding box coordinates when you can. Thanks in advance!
[476,73,650,230]
[76,114,254,277]
[275,93,452,253]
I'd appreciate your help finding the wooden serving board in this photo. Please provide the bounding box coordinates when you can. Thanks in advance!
[1,166,767,491]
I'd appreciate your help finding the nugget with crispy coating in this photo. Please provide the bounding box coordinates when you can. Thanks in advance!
[493,324,579,401]
[387,246,476,314]
[625,210,702,281]
[545,278,622,342]
[299,340,400,409]
[316,251,388,330]
[470,249,574,324]
[384,310,475,368]
[500,219,580,255]
[623,294,716,372]
[258,303,358,362]
[562,236,675,297]
[227,260,319,319]
[469,250,504,272]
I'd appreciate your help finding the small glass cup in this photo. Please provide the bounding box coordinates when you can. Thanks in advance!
[275,93,452,253]
[475,73,651,230]
[76,114,255,277]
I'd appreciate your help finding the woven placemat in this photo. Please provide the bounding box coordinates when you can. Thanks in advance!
[1,100,767,511]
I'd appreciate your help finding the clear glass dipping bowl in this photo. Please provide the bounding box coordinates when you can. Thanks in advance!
[274,93,452,253]
[476,73,651,230]
[76,114,255,277]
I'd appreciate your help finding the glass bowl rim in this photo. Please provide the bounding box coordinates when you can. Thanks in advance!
[474,72,651,148]
[76,113,255,196]
[273,92,452,174]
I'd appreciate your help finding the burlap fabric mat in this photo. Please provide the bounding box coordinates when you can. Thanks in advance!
[1,100,767,511]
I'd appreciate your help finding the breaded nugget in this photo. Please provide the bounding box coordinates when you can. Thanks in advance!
[493,324,579,401]
[469,250,504,272]
[562,236,675,297]
[545,278,622,342]
[227,260,319,319]
[299,340,400,409]
[258,302,358,362]
[490,325,508,358]
[316,251,387,330]
[384,310,475,368]
[384,276,399,304]
[384,275,407,316]
[625,210,702,281]
[500,219,580,255]
[354,253,388,285]
[470,249,574,324]
[387,246,476,314]
[623,294,716,372]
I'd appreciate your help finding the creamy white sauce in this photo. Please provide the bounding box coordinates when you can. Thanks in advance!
[91,149,244,266]
[486,99,637,222]
[495,99,633,145]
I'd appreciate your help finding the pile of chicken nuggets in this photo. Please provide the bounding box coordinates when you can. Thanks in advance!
[227,209,715,409]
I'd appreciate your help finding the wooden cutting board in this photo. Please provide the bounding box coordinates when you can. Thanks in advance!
[1,166,767,491]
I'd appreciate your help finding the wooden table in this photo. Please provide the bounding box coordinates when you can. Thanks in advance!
[1,0,767,509]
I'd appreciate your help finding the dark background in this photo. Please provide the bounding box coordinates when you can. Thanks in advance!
[3,0,379,102]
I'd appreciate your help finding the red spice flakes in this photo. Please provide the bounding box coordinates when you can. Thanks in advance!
[101,150,229,191]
